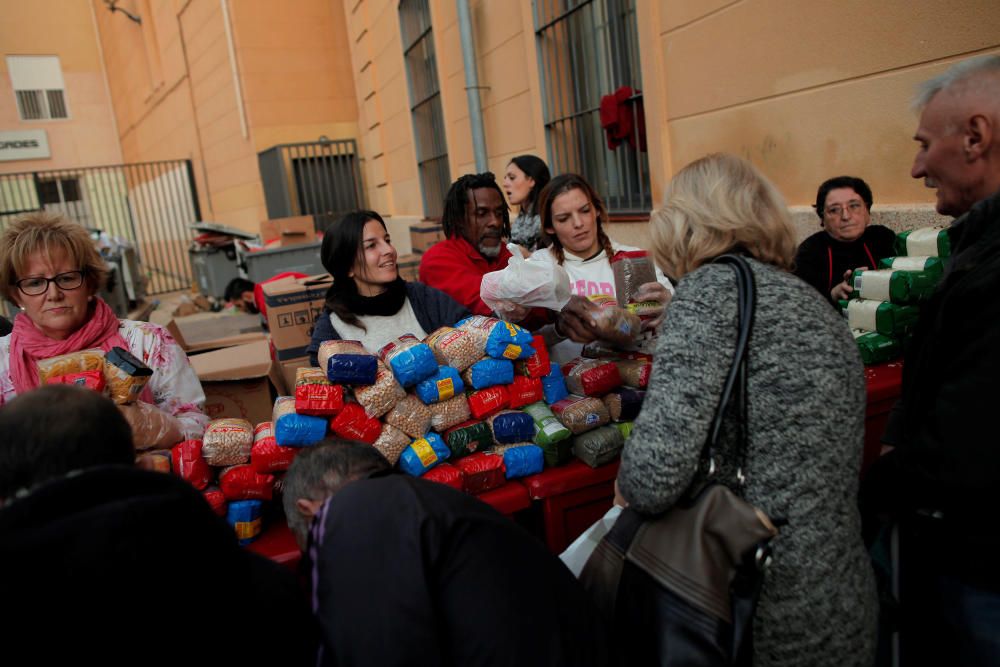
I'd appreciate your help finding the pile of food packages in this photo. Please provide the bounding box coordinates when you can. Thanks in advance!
[839,224,950,365]
[161,315,652,545]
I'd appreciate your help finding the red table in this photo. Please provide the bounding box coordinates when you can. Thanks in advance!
[521,459,621,554]
[247,520,300,570]
[863,361,903,477]
[476,480,532,516]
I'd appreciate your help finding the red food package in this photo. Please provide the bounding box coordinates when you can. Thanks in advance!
[516,335,550,379]
[561,358,623,397]
[45,370,107,393]
[616,359,652,389]
[219,464,275,501]
[467,385,510,420]
[330,403,383,444]
[294,368,345,416]
[454,452,506,494]
[508,375,544,409]
[202,487,227,516]
[251,422,299,473]
[171,439,212,490]
[422,462,465,490]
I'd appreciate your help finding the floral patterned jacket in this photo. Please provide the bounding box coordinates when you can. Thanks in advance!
[0,319,209,440]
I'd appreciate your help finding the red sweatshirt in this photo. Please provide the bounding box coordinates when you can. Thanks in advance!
[419,235,512,316]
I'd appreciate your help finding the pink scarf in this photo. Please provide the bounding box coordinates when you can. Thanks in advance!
[9,297,130,394]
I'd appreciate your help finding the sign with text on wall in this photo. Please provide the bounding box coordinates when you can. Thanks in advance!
[0,129,50,162]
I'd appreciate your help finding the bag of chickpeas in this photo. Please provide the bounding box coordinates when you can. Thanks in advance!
[202,418,254,466]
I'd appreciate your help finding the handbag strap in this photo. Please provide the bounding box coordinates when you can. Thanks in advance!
[701,254,756,488]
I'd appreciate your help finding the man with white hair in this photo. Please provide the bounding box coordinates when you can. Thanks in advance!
[879,54,1000,665]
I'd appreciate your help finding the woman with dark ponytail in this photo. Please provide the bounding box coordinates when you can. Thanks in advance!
[503,155,551,250]
[306,211,469,364]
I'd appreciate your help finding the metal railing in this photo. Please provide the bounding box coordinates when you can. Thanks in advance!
[0,159,200,295]
[258,139,365,232]
[534,0,651,213]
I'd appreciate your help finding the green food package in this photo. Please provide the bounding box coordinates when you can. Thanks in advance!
[613,421,634,439]
[895,226,951,258]
[443,419,494,459]
[523,401,571,447]
[852,329,902,366]
[541,438,574,467]
[850,268,939,304]
[573,426,625,468]
[877,255,944,276]
[840,299,920,337]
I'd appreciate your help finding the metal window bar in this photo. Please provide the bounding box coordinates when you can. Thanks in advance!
[257,139,365,231]
[400,0,449,219]
[534,0,650,213]
[0,159,200,296]
[16,90,44,120]
[47,90,68,118]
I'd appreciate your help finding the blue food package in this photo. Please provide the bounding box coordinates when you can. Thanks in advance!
[500,444,544,478]
[378,334,439,387]
[415,365,465,404]
[326,353,378,385]
[488,410,535,444]
[272,396,328,447]
[456,315,536,360]
[399,432,451,476]
[461,358,514,390]
[227,499,263,546]
[541,362,569,404]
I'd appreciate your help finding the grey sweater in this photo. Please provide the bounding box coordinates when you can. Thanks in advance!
[619,258,877,667]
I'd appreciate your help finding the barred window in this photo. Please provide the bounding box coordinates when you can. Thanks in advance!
[534,0,650,213]
[7,56,69,120]
[399,0,450,218]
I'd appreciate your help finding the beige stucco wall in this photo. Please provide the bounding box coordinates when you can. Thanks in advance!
[0,0,122,174]
[94,0,359,233]
[654,0,1000,208]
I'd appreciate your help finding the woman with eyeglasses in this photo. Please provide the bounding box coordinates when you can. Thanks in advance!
[0,213,208,448]
[793,176,896,304]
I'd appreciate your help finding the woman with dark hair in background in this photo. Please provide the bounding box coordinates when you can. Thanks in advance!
[503,155,551,250]
[307,210,469,365]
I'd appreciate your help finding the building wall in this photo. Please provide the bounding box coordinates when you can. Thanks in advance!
[0,0,122,174]
[94,0,359,233]
[653,0,1000,207]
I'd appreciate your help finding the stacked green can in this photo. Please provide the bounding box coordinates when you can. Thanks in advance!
[844,224,949,365]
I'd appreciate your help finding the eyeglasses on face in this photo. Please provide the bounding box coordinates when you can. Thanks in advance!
[824,201,865,217]
[15,270,85,296]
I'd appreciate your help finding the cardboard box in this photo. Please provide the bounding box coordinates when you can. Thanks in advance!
[277,356,312,396]
[190,339,282,424]
[262,273,332,360]
[410,222,445,254]
[165,311,266,353]
[260,215,316,247]
[397,254,421,283]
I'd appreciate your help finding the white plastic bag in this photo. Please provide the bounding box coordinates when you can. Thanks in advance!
[559,504,623,577]
[481,244,572,312]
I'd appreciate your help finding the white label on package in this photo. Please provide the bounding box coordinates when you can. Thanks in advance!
[906,227,946,256]
[890,256,931,271]
[846,299,881,332]
[855,269,893,301]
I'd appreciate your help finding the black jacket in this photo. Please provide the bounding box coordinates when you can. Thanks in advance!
[306,475,609,667]
[0,466,317,664]
[307,281,469,365]
[877,189,1000,589]
[793,225,896,302]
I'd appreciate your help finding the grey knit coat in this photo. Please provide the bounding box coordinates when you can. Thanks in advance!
[618,258,877,667]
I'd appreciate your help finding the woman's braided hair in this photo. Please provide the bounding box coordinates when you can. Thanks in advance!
[536,173,614,266]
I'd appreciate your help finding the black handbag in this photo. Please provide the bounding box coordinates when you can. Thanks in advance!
[580,254,780,667]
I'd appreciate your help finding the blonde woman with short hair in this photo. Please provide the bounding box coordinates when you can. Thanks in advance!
[617,154,877,667]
